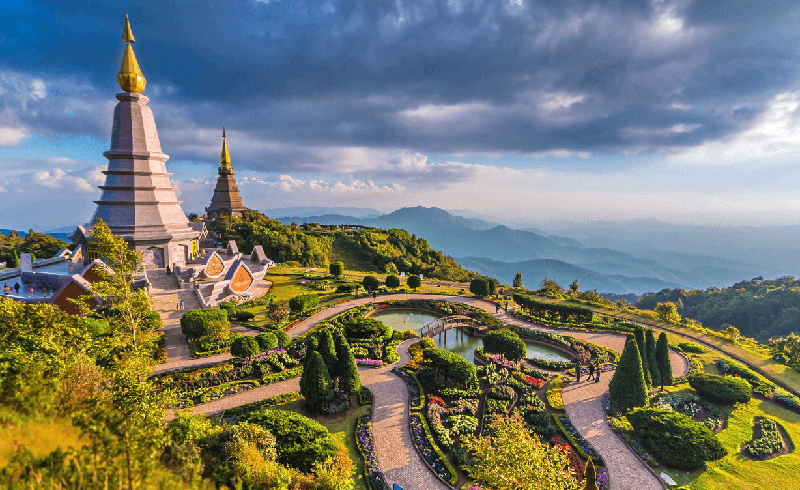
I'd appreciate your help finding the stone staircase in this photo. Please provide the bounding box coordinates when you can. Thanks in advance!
[148,268,202,364]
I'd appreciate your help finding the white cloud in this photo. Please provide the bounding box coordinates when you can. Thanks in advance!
[0,126,28,146]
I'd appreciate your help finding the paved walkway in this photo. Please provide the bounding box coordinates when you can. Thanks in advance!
[160,293,689,490]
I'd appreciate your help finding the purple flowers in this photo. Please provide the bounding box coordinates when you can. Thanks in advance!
[357,358,384,367]
[392,367,421,408]
[356,415,390,490]
[409,413,451,482]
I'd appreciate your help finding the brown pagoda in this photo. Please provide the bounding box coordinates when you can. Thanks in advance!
[205,128,247,219]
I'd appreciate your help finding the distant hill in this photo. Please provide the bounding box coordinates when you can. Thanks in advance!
[637,276,800,341]
[261,206,383,219]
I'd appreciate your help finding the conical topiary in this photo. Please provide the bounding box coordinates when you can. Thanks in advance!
[300,351,334,412]
[609,336,649,409]
[582,457,598,490]
[634,326,651,387]
[339,339,362,395]
[646,329,661,390]
[655,332,673,390]
[317,328,339,379]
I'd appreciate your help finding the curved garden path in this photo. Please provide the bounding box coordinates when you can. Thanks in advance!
[169,294,690,490]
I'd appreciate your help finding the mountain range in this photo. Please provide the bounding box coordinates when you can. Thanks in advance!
[271,206,791,295]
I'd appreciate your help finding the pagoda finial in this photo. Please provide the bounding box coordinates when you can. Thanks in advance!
[116,15,147,93]
[220,128,232,170]
[582,458,599,490]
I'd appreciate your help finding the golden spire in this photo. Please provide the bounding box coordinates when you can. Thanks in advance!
[116,15,147,93]
[220,127,232,170]
[582,458,599,490]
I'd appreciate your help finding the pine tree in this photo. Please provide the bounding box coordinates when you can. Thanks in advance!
[513,271,524,289]
[339,339,362,395]
[634,326,651,387]
[317,329,338,379]
[655,332,673,390]
[300,351,334,412]
[609,336,649,409]
[645,329,661,389]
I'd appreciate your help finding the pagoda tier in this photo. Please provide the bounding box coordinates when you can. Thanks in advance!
[205,130,248,219]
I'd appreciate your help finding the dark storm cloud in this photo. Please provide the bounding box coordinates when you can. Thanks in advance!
[1,0,799,174]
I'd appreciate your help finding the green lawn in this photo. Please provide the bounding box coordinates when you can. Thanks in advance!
[268,397,371,490]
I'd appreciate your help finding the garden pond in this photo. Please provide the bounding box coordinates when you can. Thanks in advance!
[370,309,572,364]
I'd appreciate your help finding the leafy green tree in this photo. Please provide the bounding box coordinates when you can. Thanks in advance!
[634,326,652,388]
[724,325,740,343]
[771,332,800,366]
[385,274,400,288]
[645,329,661,389]
[513,271,524,289]
[362,275,381,292]
[463,414,580,490]
[329,261,344,279]
[231,336,260,358]
[274,329,291,349]
[202,319,230,344]
[609,336,649,409]
[470,277,490,297]
[266,300,289,326]
[300,352,334,412]
[569,278,580,295]
[540,278,564,296]
[383,262,399,275]
[407,274,421,290]
[483,330,527,361]
[655,332,672,389]
[655,302,681,323]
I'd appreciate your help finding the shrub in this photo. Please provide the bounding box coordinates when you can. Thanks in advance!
[84,317,110,336]
[656,332,673,388]
[385,274,400,288]
[201,319,231,344]
[289,293,320,313]
[469,278,490,297]
[231,336,260,358]
[407,274,421,290]
[489,384,516,401]
[142,311,163,331]
[483,329,526,361]
[336,283,361,293]
[180,308,229,339]
[219,301,237,318]
[300,351,334,411]
[233,311,255,322]
[677,341,706,353]
[344,318,389,339]
[362,275,381,292]
[241,409,337,473]
[329,261,344,279]
[274,329,290,348]
[256,332,278,351]
[627,408,726,470]
[688,373,752,404]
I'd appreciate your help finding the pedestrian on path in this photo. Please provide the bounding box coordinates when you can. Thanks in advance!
[180,300,184,310]
[13,283,19,294]
[575,359,581,382]
[495,303,500,313]
[595,362,601,383]
[28,285,33,296]
[2,284,9,295]
[588,362,595,381]
[166,264,171,276]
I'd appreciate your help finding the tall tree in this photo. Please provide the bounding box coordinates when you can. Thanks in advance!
[655,332,673,390]
[513,271,524,289]
[609,336,649,409]
[300,351,334,412]
[317,329,339,380]
[633,326,652,388]
[645,329,661,389]
[338,338,361,394]
[569,278,580,295]
[463,414,580,490]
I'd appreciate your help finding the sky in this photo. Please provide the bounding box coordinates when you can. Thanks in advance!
[1,0,800,231]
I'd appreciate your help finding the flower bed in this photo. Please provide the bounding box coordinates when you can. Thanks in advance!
[392,367,423,409]
[356,415,390,490]
[409,413,458,486]
[743,417,786,458]
[554,415,602,462]
[357,358,384,367]
[652,391,724,431]
[320,391,351,415]
[262,365,303,385]
[546,376,565,410]
[199,380,260,404]
[550,435,610,489]
[474,347,518,369]
[528,357,574,370]
[513,371,547,389]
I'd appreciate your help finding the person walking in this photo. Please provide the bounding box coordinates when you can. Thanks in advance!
[495,303,500,313]
[180,300,185,310]
[575,359,581,382]
[588,362,596,382]
[13,283,19,294]
[2,284,9,295]
[166,264,171,276]
[28,285,33,296]
[595,363,602,383]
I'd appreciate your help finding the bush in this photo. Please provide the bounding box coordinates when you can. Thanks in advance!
[344,317,389,339]
[627,408,726,470]
[180,309,229,339]
[609,336,649,409]
[329,261,344,279]
[744,418,785,457]
[407,274,421,290]
[483,329,526,361]
[385,274,400,288]
[688,373,752,404]
[274,329,290,348]
[469,277,491,297]
[489,384,516,401]
[289,293,320,314]
[256,332,278,351]
[84,317,110,336]
[219,301,237,318]
[241,409,337,473]
[231,336,260,358]
[233,311,255,322]
[677,341,706,353]
[362,275,381,292]
[336,282,361,293]
[142,311,163,331]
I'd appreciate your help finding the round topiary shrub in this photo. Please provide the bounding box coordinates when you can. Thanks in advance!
[274,329,290,348]
[483,329,527,361]
[385,274,400,288]
[362,275,381,292]
[234,311,255,322]
[241,409,337,473]
[231,335,259,358]
[256,332,278,351]
[627,408,726,470]
[219,301,237,318]
[688,373,752,404]
[344,317,387,338]
[336,283,361,293]
[180,309,229,339]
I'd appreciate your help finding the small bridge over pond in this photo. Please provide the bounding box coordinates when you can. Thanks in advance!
[419,315,488,339]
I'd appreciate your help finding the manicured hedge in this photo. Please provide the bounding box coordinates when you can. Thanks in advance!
[627,408,726,470]
[513,293,593,323]
[256,332,278,351]
[180,308,229,339]
[230,336,260,358]
[688,373,752,405]
[289,293,320,313]
[241,409,337,473]
[483,329,526,361]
